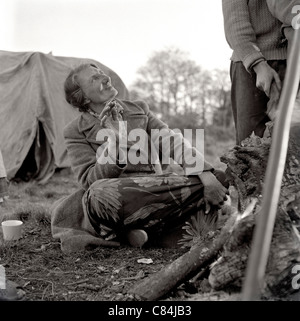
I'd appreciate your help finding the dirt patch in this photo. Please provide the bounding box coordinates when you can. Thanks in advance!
[1,230,186,301]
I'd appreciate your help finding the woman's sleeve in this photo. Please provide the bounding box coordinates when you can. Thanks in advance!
[64,124,127,190]
[141,104,214,176]
[222,0,266,71]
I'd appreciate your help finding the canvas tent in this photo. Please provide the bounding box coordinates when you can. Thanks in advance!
[0,50,129,183]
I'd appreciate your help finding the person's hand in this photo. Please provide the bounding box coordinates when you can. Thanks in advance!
[98,101,127,165]
[100,102,126,141]
[100,101,123,125]
[198,171,229,213]
[253,60,281,97]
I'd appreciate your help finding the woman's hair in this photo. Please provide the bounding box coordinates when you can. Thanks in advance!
[64,63,98,112]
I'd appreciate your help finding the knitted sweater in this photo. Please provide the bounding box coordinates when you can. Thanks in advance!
[222,0,288,71]
[267,0,300,26]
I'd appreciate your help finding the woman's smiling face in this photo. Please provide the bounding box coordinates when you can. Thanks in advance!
[76,65,118,105]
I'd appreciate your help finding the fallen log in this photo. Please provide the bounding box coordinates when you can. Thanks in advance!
[129,209,239,301]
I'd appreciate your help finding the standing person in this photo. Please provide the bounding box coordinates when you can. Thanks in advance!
[222,0,288,145]
[52,63,229,249]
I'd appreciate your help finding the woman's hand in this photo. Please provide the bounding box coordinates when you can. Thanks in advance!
[98,101,127,165]
[198,171,229,212]
[253,60,281,97]
[100,102,126,141]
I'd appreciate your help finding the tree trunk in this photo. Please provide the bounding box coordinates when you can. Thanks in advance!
[209,122,300,298]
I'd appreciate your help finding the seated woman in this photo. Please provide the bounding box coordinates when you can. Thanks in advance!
[62,63,229,248]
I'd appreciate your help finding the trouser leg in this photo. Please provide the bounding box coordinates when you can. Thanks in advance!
[230,60,286,145]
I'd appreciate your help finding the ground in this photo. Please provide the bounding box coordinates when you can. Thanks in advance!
[0,169,213,301]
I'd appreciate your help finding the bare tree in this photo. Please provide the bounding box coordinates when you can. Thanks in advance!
[130,48,207,116]
[210,69,233,128]
[129,47,232,129]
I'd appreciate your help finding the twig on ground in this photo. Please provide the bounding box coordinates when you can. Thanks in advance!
[64,278,90,286]
[41,281,54,300]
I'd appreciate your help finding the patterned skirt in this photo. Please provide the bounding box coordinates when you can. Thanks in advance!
[83,173,207,245]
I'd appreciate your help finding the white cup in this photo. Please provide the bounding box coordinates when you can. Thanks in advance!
[1,220,23,241]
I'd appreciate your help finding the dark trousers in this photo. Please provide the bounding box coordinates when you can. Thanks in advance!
[230,60,287,145]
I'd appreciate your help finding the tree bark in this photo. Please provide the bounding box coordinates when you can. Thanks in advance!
[208,122,300,298]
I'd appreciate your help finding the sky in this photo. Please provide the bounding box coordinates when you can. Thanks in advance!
[0,0,233,87]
